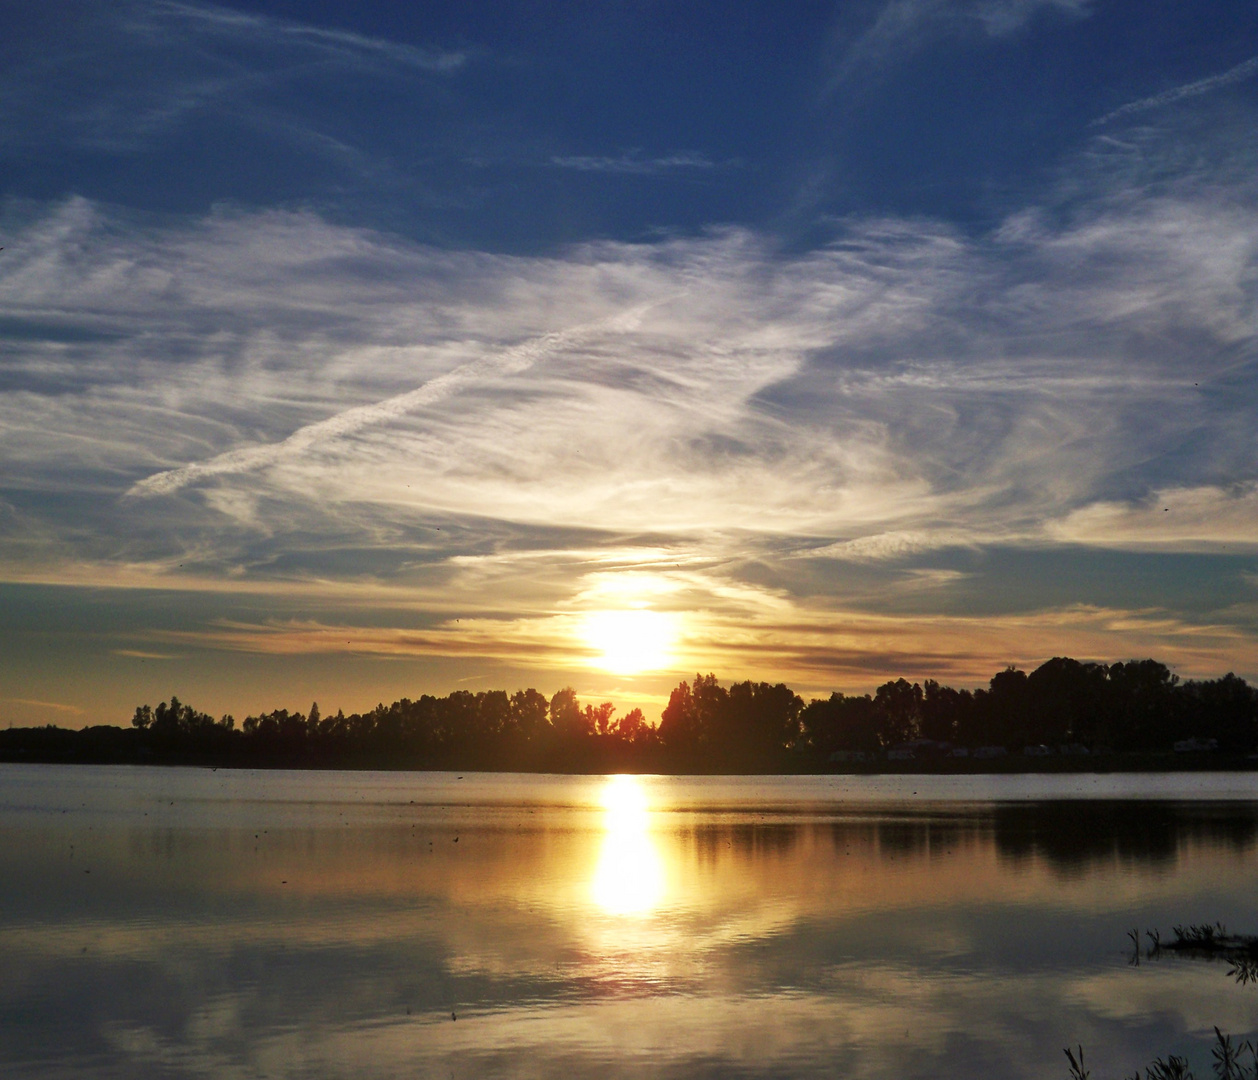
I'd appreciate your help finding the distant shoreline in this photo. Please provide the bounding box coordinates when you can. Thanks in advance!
[6,656,1255,775]
[2,735,1255,776]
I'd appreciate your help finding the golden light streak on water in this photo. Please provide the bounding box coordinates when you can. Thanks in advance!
[590,774,665,916]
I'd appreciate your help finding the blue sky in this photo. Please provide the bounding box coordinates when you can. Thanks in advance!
[2,0,1258,726]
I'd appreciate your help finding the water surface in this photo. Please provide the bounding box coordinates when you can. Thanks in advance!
[3,765,1258,1078]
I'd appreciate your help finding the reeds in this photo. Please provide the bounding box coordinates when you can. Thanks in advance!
[1140,1056,1194,1080]
[1069,928,1258,1077]
[1068,1027,1258,1079]
[1065,1045,1090,1079]
[1214,1029,1249,1080]
[1128,925,1258,986]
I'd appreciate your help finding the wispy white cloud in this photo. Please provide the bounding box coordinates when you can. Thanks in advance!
[972,0,1092,35]
[0,697,84,715]
[129,307,654,497]
[827,0,1092,89]
[550,152,718,175]
[1048,485,1258,551]
[151,1,468,74]
[2,184,1254,567]
[0,1,466,155]
[2,126,1257,689]
[111,649,183,660]
[805,531,966,562]
[1093,53,1258,127]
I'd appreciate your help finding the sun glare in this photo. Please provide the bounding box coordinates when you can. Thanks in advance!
[581,609,677,675]
[590,775,664,917]
[600,771,650,827]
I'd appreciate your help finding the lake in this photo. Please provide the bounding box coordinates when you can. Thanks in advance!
[3,765,1258,1079]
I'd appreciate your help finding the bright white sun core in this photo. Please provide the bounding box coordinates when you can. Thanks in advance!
[580,609,677,675]
[590,775,664,917]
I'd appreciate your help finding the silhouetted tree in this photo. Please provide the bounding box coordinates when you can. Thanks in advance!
[873,678,922,746]
[1106,660,1178,750]
[722,680,803,766]
[611,707,653,744]
[658,674,727,760]
[549,688,590,739]
[1182,673,1258,750]
[800,693,880,755]
[510,689,550,741]
[920,680,972,743]
[130,696,233,753]
[585,701,616,736]
[1023,658,1107,747]
[979,667,1031,748]
[12,655,1257,771]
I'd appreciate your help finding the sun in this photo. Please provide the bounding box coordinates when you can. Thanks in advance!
[580,609,677,675]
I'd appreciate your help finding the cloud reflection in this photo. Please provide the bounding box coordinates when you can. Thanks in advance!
[6,770,1258,1078]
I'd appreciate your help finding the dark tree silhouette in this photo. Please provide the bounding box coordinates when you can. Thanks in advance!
[4,658,1257,771]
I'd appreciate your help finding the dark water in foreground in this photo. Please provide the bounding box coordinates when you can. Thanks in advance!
[3,767,1258,1079]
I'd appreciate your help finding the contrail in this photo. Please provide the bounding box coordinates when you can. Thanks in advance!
[1092,53,1258,127]
[129,306,650,498]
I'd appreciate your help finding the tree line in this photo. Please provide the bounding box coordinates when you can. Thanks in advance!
[2,656,1256,771]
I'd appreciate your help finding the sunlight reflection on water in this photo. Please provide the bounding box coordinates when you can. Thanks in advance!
[5,766,1258,1080]
[590,775,665,917]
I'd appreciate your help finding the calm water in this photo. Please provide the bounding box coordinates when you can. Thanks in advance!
[4,766,1258,1079]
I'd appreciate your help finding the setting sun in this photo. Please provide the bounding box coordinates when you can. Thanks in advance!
[580,609,678,675]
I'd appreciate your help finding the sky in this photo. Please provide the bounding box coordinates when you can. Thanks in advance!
[2,0,1258,728]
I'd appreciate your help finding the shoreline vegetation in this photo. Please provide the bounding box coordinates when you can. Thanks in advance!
[1064,925,1258,1079]
[1067,1028,1257,1080]
[3,656,1256,772]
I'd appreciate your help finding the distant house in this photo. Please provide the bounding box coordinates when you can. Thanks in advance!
[1173,737,1219,753]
